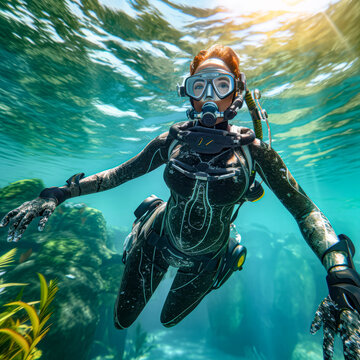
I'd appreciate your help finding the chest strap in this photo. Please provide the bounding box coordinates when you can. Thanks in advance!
[169,122,255,154]
[168,158,241,182]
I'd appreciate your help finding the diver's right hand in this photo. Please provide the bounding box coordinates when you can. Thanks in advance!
[0,197,57,242]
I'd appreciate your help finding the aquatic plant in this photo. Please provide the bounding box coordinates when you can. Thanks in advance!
[0,249,58,360]
[0,249,28,294]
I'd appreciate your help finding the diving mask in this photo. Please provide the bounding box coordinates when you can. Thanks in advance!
[178,70,246,101]
[178,70,235,100]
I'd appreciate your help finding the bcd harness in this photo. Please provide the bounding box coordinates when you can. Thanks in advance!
[168,122,264,223]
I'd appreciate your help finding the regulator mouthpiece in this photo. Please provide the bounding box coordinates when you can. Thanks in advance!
[201,102,218,127]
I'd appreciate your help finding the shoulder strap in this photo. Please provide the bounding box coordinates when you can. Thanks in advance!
[167,120,194,159]
[241,144,253,174]
[167,139,179,160]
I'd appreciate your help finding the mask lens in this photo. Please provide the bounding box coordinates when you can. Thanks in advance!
[213,75,233,97]
[185,77,206,100]
[192,79,206,98]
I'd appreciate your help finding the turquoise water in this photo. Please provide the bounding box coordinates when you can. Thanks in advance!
[0,0,359,359]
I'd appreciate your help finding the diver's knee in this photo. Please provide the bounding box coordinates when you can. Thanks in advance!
[160,312,179,328]
[114,320,127,330]
[114,306,136,330]
[160,319,177,328]
[114,315,132,330]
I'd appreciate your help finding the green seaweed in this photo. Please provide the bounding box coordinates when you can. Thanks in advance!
[0,250,58,360]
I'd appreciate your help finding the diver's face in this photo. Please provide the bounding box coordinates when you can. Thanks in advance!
[193,59,235,124]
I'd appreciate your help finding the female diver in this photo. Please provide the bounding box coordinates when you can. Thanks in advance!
[1,45,359,359]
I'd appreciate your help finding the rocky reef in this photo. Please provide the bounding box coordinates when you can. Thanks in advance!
[0,179,126,360]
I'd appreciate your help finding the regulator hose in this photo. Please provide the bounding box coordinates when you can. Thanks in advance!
[245,90,263,140]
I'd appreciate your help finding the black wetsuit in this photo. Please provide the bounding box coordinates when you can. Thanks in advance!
[59,120,342,328]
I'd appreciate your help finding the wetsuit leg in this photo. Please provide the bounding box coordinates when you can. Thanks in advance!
[160,266,217,328]
[114,232,169,329]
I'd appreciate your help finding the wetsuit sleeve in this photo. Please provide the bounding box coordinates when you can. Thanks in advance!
[249,139,347,271]
[60,131,174,199]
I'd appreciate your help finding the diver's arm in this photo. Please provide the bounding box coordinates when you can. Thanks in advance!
[0,131,174,242]
[249,139,346,271]
[250,140,360,358]
[57,131,173,201]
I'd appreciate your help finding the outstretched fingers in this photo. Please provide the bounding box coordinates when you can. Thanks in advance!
[311,301,325,335]
[323,326,336,360]
[1,198,56,242]
[6,211,27,242]
[12,212,36,242]
[340,310,360,360]
[0,209,20,228]
[310,297,339,360]
[38,209,54,232]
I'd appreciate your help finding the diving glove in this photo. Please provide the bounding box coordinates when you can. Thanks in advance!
[0,172,84,242]
[0,197,58,242]
[311,234,360,360]
[311,296,360,360]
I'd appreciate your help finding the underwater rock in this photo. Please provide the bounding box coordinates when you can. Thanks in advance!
[291,340,323,360]
[206,273,246,349]
[291,338,343,360]
[106,225,130,254]
[206,229,274,356]
[0,179,44,211]
[273,236,316,319]
[0,179,126,360]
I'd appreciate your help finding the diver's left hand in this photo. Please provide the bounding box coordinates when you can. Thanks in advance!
[310,295,360,359]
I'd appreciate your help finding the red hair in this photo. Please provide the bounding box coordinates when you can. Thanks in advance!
[190,44,240,79]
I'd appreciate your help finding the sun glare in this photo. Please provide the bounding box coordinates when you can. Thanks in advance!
[217,0,339,14]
